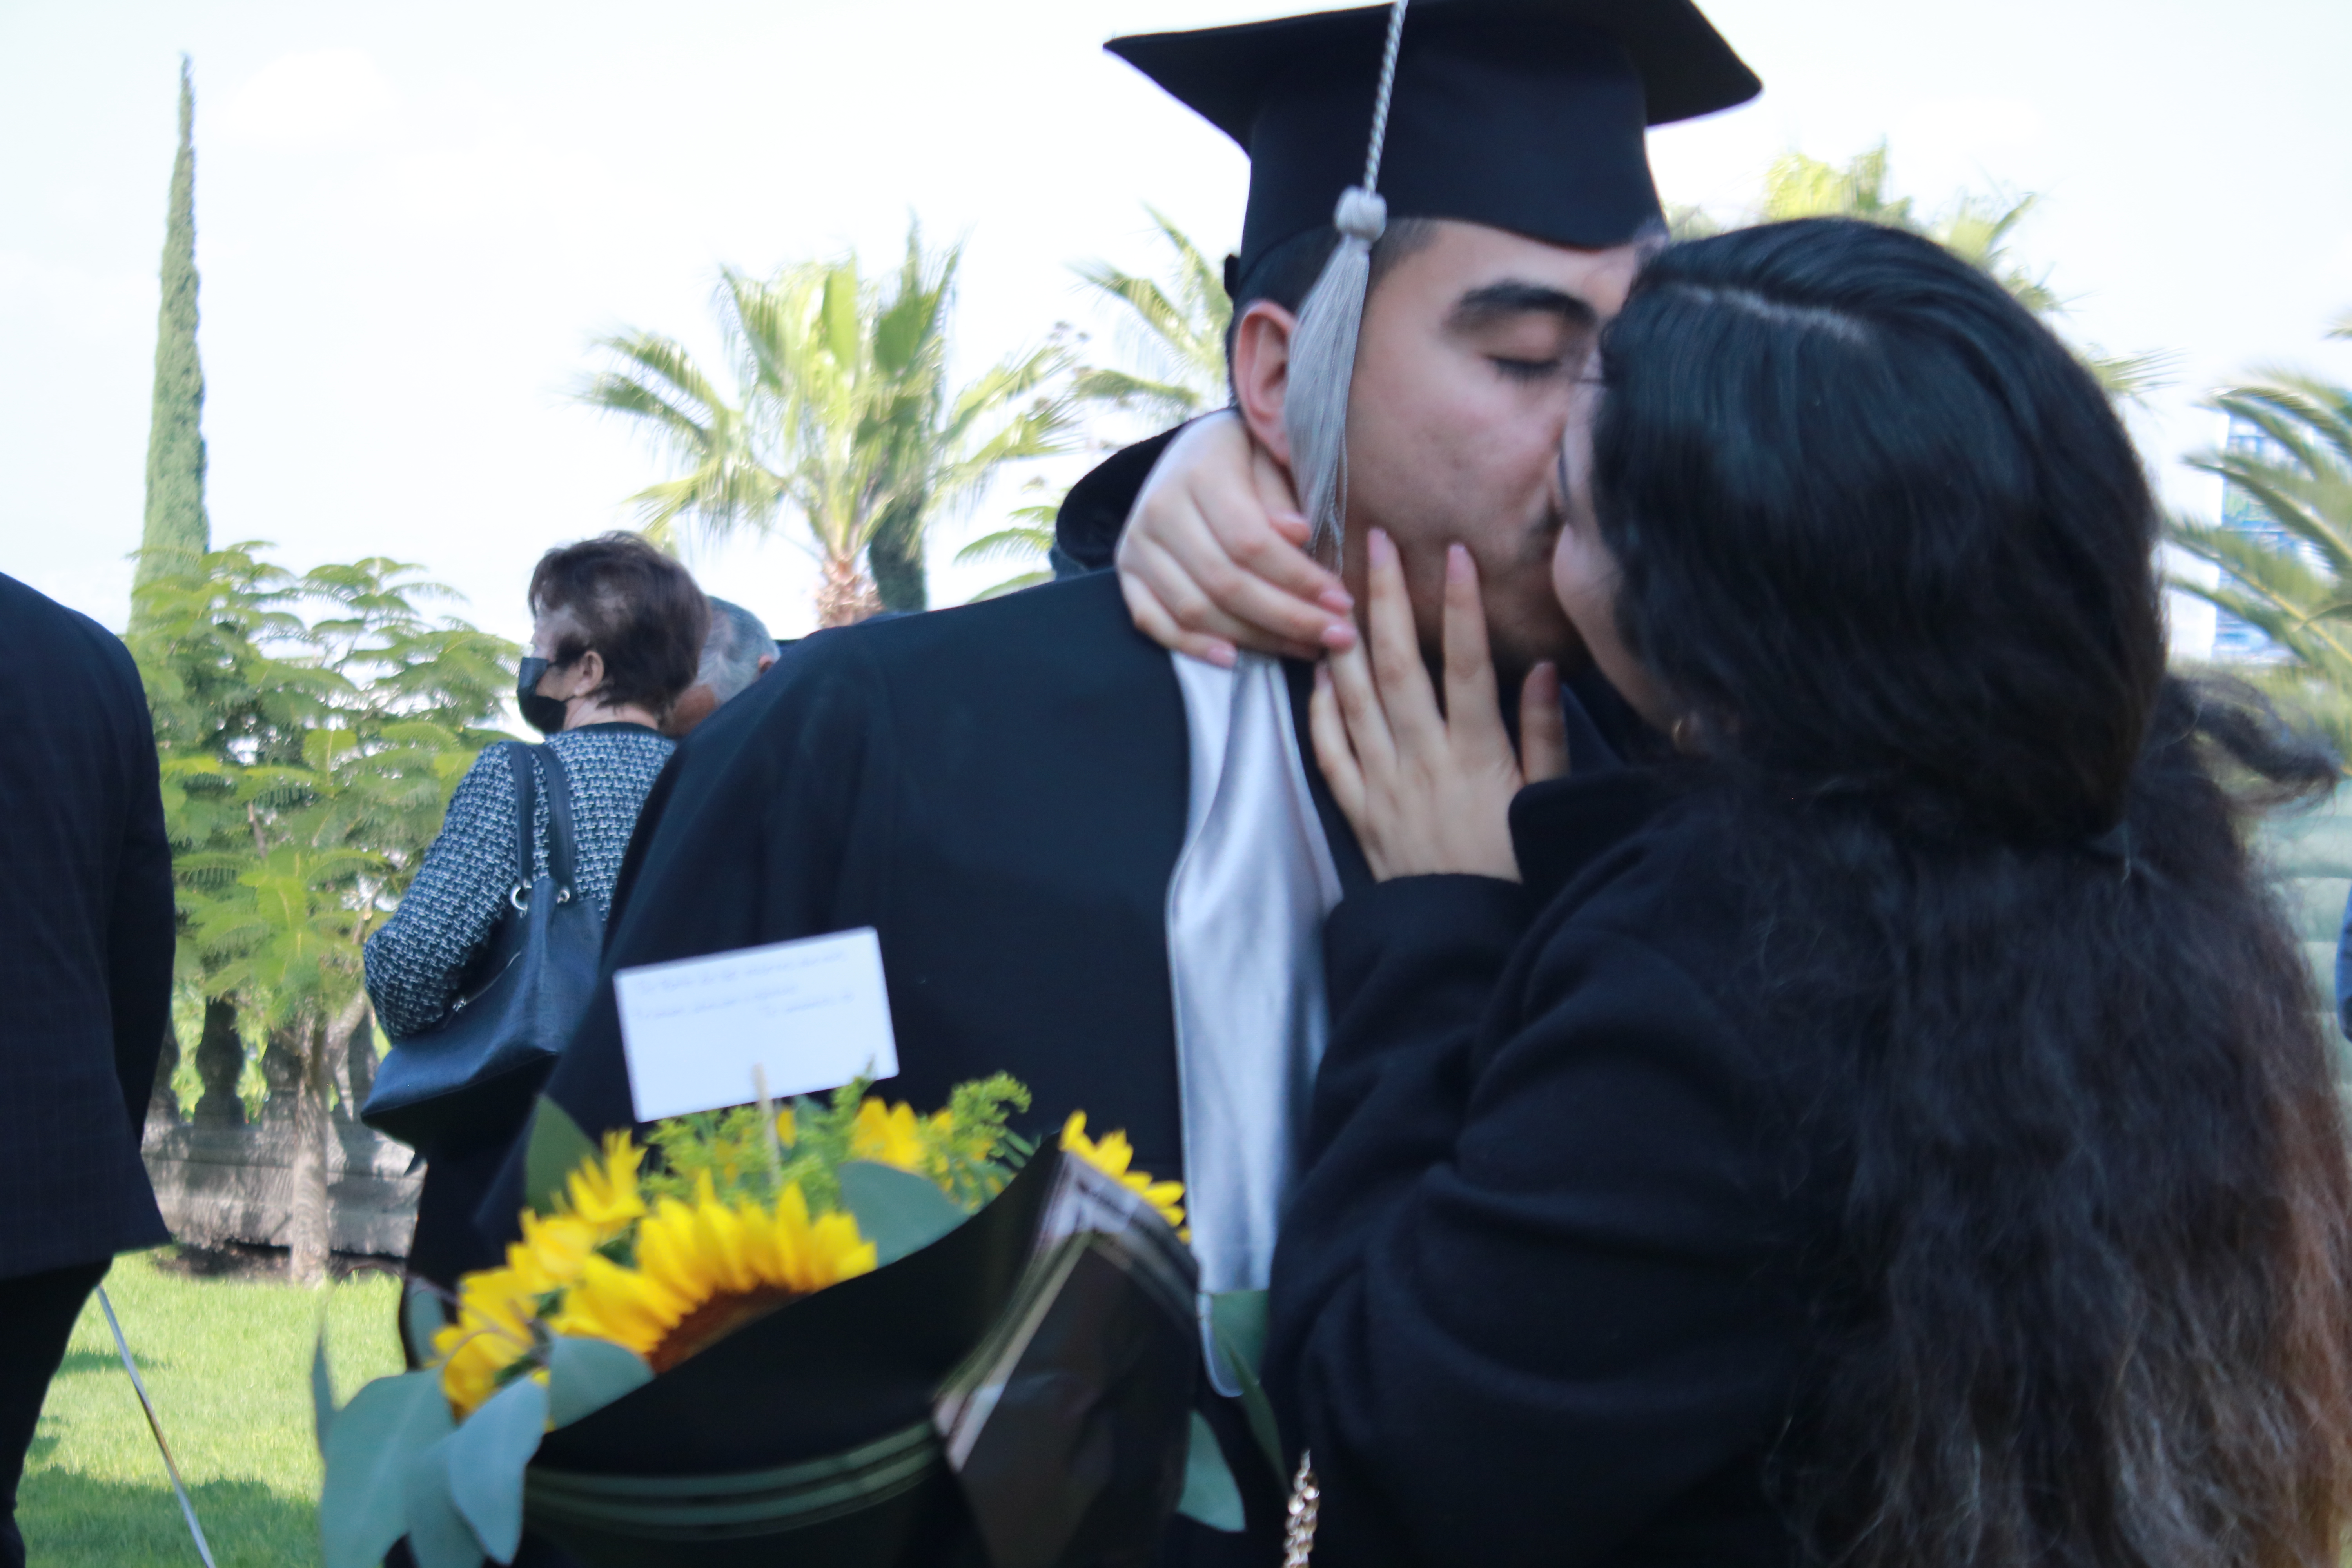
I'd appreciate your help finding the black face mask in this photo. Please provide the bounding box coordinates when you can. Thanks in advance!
[515,656,570,736]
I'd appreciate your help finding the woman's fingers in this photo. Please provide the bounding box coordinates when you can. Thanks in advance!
[1437,544,1509,761]
[1519,661,1570,783]
[1324,635,1397,783]
[1234,439,1350,610]
[1116,571,1237,668]
[1119,532,1266,657]
[1112,414,1349,659]
[1363,529,1443,752]
[1308,664,1367,828]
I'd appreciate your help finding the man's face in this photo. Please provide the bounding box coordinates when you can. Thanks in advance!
[1339,220,1641,679]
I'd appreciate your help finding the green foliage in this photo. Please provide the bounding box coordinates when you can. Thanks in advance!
[2167,314,2352,757]
[953,481,1062,600]
[134,56,210,602]
[1071,206,1234,431]
[523,1099,601,1219]
[126,545,515,1033]
[581,223,1076,621]
[836,1161,972,1265]
[951,207,1235,599]
[1674,143,2173,401]
[643,1074,1031,1215]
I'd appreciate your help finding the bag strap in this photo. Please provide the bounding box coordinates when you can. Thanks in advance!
[501,742,539,902]
[532,743,583,894]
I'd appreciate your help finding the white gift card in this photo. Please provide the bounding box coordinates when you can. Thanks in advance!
[613,928,899,1122]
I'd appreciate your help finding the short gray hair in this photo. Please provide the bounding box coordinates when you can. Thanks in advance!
[696,597,775,703]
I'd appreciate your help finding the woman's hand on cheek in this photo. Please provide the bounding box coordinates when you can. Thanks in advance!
[1114,412,1357,666]
[1309,533,1566,882]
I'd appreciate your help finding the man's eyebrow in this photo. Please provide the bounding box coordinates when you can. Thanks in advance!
[1446,281,1599,331]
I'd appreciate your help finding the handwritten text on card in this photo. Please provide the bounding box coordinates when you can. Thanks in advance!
[613,928,898,1122]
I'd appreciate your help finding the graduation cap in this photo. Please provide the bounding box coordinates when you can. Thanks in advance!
[1107,0,1759,551]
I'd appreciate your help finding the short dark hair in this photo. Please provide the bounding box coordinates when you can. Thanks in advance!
[526,533,708,718]
[1222,219,1441,400]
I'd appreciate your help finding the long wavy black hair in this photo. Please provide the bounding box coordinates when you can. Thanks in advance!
[1590,217,2352,1568]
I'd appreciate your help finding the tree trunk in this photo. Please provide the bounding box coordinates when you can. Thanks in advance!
[347,1008,378,1105]
[289,995,365,1284]
[261,1026,303,1122]
[815,552,884,628]
[332,1000,376,1123]
[868,499,928,613]
[191,998,244,1127]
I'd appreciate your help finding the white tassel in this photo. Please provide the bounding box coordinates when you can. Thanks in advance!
[1284,187,1387,557]
[1279,0,1410,561]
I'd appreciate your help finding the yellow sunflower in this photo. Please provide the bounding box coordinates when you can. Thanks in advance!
[432,1209,602,1415]
[1060,1112,1187,1235]
[849,1097,928,1172]
[560,1129,648,1237]
[433,1134,642,1416]
[550,1175,877,1373]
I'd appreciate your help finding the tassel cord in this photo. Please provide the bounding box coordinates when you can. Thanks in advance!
[1360,0,1411,194]
[1283,0,1411,554]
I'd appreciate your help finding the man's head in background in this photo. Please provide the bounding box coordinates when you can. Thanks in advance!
[664,597,778,737]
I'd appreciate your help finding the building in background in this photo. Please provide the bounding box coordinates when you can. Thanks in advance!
[2210,413,2307,662]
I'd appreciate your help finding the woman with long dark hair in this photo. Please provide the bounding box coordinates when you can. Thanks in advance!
[1253,218,2352,1566]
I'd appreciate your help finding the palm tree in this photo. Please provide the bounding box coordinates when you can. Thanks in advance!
[2166,314,2352,755]
[954,480,1064,599]
[1070,206,1234,431]
[1677,145,2172,401]
[581,226,1075,622]
[951,209,1236,597]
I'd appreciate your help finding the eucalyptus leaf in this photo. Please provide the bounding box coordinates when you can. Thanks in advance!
[318,1371,453,1568]
[403,1434,486,1568]
[310,1331,337,1456]
[1209,1290,1285,1485]
[838,1159,969,1264]
[1176,1411,1246,1533]
[447,1375,547,1563]
[546,1336,653,1427]
[403,1281,448,1367]
[524,1097,598,1217]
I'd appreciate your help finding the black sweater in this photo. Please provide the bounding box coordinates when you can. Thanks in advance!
[1265,769,1826,1568]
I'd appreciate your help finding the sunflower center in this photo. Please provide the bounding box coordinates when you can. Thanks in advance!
[646,1285,804,1374]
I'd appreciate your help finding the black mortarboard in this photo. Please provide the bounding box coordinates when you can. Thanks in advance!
[1108,0,1759,277]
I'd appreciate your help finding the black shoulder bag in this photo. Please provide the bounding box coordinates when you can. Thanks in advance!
[363,743,605,1149]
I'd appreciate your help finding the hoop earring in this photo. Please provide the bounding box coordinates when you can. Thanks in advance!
[1670,714,1701,755]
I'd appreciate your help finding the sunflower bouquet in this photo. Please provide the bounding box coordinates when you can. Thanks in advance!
[315,1078,1204,1568]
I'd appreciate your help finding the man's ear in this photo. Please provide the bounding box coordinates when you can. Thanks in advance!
[756,653,777,678]
[1229,301,1298,469]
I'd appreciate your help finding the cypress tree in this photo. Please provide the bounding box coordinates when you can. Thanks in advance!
[133,56,209,600]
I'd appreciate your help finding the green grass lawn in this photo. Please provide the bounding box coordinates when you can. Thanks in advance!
[20,1251,404,1568]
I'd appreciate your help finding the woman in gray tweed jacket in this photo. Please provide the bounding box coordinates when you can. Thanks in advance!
[364,533,707,1292]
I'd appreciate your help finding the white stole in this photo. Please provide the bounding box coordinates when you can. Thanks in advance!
[1164,652,1345,1391]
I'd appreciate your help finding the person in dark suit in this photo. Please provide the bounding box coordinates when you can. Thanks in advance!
[1247,220,2352,1568]
[0,573,174,1568]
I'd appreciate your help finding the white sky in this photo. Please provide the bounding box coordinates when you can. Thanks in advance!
[5,0,2350,657]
